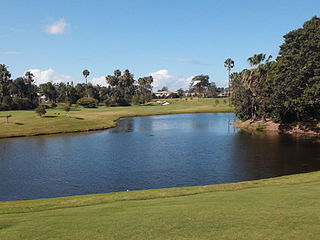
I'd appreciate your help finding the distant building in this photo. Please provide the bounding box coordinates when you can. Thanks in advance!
[154,91,178,98]
[217,88,230,97]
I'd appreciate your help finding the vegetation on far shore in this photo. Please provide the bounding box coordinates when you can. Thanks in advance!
[0,98,232,138]
[231,17,320,133]
[0,171,319,239]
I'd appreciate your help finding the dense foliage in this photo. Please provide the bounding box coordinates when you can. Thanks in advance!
[0,67,38,110]
[231,16,320,123]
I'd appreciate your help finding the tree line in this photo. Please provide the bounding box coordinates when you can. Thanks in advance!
[230,16,320,123]
[0,67,154,110]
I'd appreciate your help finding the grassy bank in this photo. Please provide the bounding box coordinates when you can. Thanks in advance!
[0,98,232,138]
[0,171,319,239]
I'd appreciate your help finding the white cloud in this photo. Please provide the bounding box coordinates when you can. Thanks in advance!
[91,76,108,86]
[2,51,23,55]
[28,68,74,85]
[149,69,193,91]
[45,18,70,35]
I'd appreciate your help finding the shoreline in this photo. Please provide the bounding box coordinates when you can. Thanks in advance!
[233,119,320,137]
[1,170,318,205]
[0,99,233,139]
[0,112,231,139]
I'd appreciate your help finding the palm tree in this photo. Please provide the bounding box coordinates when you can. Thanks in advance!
[82,69,90,97]
[224,58,235,105]
[247,54,271,67]
[246,54,272,121]
[25,71,34,84]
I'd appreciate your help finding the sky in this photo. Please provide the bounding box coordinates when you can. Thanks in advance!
[1,0,320,90]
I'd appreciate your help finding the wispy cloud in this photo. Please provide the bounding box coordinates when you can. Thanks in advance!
[45,18,70,35]
[162,57,212,66]
[2,51,23,55]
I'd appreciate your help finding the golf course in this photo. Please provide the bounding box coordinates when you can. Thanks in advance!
[0,98,319,239]
[0,171,319,239]
[0,98,232,138]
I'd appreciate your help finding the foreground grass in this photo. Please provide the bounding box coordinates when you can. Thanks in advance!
[0,171,319,239]
[0,98,232,138]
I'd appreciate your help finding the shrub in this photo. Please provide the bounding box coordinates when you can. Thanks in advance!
[76,97,98,108]
[35,105,47,117]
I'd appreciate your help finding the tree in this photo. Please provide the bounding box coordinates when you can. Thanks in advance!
[105,69,136,106]
[35,105,46,117]
[0,64,12,103]
[224,58,234,105]
[25,71,34,84]
[40,82,57,103]
[82,69,90,97]
[160,86,168,91]
[189,75,210,97]
[138,76,153,102]
[231,16,320,123]
[270,16,320,122]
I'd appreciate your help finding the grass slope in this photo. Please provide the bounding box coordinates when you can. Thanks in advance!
[0,171,319,239]
[0,98,232,138]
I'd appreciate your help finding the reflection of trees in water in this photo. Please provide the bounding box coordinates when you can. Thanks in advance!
[229,132,320,181]
[109,118,134,133]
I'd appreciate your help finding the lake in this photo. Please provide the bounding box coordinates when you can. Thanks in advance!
[0,113,319,201]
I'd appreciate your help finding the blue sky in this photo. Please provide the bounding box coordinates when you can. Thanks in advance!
[1,0,320,90]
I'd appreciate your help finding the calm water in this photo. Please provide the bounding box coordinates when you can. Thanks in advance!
[0,113,319,201]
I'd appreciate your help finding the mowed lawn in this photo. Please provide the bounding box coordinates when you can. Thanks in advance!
[0,98,232,138]
[0,171,319,240]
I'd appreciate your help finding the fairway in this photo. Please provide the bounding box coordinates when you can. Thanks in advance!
[0,171,319,240]
[0,98,232,138]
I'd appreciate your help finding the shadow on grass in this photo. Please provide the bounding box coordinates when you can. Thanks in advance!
[44,116,58,118]
[15,123,24,125]
[74,117,84,120]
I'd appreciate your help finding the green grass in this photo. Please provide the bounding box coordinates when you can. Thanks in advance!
[0,171,319,239]
[0,98,232,138]
[1,97,318,239]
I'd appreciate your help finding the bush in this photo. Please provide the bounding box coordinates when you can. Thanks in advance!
[35,105,47,117]
[76,97,98,108]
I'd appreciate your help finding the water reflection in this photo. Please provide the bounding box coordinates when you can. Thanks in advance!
[0,113,319,201]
